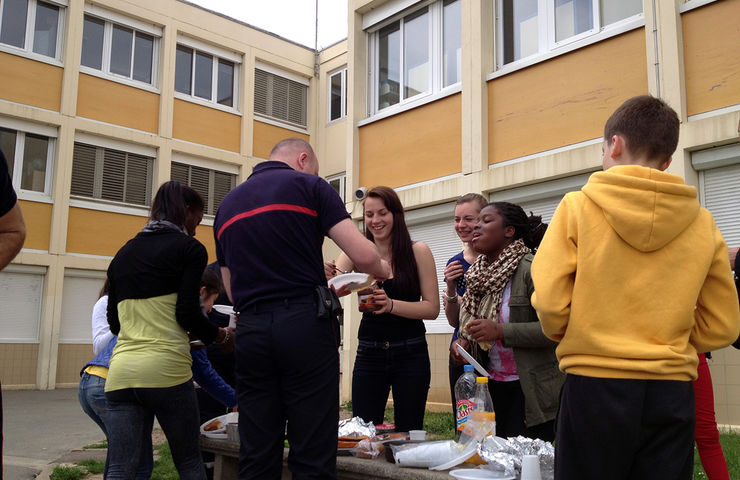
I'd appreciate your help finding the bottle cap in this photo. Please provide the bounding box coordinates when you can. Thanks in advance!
[463,365,474,372]
[476,377,489,383]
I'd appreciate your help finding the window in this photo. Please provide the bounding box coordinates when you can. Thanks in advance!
[71,142,154,206]
[175,41,239,109]
[0,126,54,195]
[0,0,63,60]
[498,0,642,67]
[80,12,159,86]
[170,162,237,216]
[327,173,346,202]
[60,271,105,344]
[254,67,308,128]
[329,69,347,122]
[0,265,45,342]
[368,0,461,114]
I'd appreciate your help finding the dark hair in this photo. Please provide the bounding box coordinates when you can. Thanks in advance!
[456,193,487,211]
[200,269,220,297]
[489,202,547,252]
[99,278,109,298]
[150,181,204,227]
[604,95,679,165]
[363,186,420,297]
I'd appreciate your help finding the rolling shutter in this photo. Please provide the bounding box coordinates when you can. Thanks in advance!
[254,68,308,128]
[71,143,97,198]
[702,164,740,247]
[0,267,44,342]
[517,195,564,224]
[60,273,106,344]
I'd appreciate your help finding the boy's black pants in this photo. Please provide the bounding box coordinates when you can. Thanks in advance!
[555,374,695,480]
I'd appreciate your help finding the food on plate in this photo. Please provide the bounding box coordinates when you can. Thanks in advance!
[204,419,224,431]
[338,439,362,449]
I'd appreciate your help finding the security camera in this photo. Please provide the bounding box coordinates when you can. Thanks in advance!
[353,187,368,201]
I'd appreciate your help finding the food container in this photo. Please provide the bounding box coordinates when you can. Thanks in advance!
[358,287,381,312]
[226,422,239,442]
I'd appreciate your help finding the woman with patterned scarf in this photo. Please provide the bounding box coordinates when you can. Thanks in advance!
[455,202,564,441]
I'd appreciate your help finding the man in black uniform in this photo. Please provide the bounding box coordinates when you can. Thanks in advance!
[214,138,389,479]
[0,150,27,478]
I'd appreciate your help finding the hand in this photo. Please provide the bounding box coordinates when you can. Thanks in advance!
[330,283,352,298]
[444,260,464,287]
[370,287,392,314]
[324,261,339,281]
[218,327,235,353]
[450,338,470,365]
[231,405,238,412]
[466,319,503,343]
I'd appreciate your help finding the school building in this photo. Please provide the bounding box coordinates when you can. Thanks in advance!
[1,0,739,429]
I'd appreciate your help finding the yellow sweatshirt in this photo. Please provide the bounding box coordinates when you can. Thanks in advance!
[531,165,740,381]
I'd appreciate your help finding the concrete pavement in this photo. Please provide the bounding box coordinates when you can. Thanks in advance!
[3,388,105,480]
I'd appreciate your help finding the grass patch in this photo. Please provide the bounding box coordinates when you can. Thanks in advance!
[150,442,178,480]
[74,459,105,474]
[82,440,108,449]
[49,466,84,480]
[693,433,740,479]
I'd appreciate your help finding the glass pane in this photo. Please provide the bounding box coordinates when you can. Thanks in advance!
[377,21,400,110]
[132,32,153,83]
[32,1,58,57]
[330,71,342,120]
[601,0,642,26]
[443,0,461,87]
[217,59,234,106]
[175,45,193,94]
[0,0,28,48]
[81,16,104,69]
[194,51,213,100]
[0,128,17,178]
[501,0,539,65]
[21,134,48,192]
[403,7,429,99]
[110,24,133,77]
[555,0,593,42]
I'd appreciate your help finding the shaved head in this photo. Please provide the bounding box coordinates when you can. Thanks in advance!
[269,138,319,175]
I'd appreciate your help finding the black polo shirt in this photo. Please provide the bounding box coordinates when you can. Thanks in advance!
[214,161,350,312]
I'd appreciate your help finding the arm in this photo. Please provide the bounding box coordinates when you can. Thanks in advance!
[530,197,578,342]
[0,202,25,270]
[220,266,234,304]
[107,271,121,336]
[442,259,464,328]
[191,349,237,409]
[690,222,740,352]
[176,240,220,344]
[328,218,390,280]
[91,296,114,355]
[373,242,440,320]
[501,322,559,348]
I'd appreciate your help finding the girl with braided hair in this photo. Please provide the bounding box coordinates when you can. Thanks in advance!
[454,202,563,441]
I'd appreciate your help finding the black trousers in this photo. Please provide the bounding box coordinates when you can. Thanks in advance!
[555,374,695,480]
[235,296,340,480]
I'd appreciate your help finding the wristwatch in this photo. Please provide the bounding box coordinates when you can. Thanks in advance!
[444,291,458,303]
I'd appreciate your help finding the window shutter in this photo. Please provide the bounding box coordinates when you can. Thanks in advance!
[125,153,151,206]
[71,143,97,198]
[517,196,564,224]
[271,74,289,122]
[254,69,269,116]
[0,270,44,342]
[101,149,126,202]
[288,78,307,126]
[189,164,211,213]
[60,275,104,343]
[212,171,235,215]
[171,162,189,185]
[703,164,740,247]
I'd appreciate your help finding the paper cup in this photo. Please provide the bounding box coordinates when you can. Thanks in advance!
[520,454,542,480]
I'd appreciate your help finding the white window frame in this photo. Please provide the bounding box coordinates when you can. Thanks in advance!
[326,173,346,202]
[79,6,161,92]
[492,0,644,75]
[170,153,239,217]
[174,36,241,114]
[679,0,720,14]
[328,68,347,123]
[0,116,56,201]
[0,0,66,65]
[366,0,461,118]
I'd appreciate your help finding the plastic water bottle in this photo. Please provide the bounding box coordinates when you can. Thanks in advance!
[458,377,495,447]
[454,365,477,437]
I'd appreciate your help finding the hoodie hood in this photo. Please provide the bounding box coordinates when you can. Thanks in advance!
[582,165,699,252]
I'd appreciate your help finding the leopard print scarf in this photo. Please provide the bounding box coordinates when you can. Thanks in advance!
[459,238,530,350]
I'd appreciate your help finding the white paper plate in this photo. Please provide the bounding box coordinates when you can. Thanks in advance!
[200,414,228,439]
[448,469,515,479]
[456,343,489,378]
[327,273,374,292]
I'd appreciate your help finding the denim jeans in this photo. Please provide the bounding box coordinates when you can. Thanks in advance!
[78,372,153,480]
[106,381,206,480]
[352,338,431,432]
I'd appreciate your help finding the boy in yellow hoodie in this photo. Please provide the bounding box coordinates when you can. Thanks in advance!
[531,95,740,480]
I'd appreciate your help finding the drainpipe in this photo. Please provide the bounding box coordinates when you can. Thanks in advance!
[651,0,660,98]
[314,0,320,77]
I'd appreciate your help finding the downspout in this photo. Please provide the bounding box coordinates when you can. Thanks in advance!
[314,0,320,77]
[651,0,660,98]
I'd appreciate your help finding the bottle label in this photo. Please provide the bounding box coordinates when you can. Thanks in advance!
[455,399,475,431]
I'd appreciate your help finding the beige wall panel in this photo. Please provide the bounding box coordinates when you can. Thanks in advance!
[682,0,740,116]
[488,29,648,164]
[426,333,453,409]
[76,74,159,133]
[358,93,462,189]
[66,208,146,256]
[19,200,52,251]
[323,122,349,176]
[0,344,39,386]
[0,52,62,111]
[56,344,93,385]
[194,224,217,264]
[252,121,310,160]
[173,99,241,152]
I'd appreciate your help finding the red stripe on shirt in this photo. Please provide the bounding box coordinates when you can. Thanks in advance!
[217,203,318,240]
